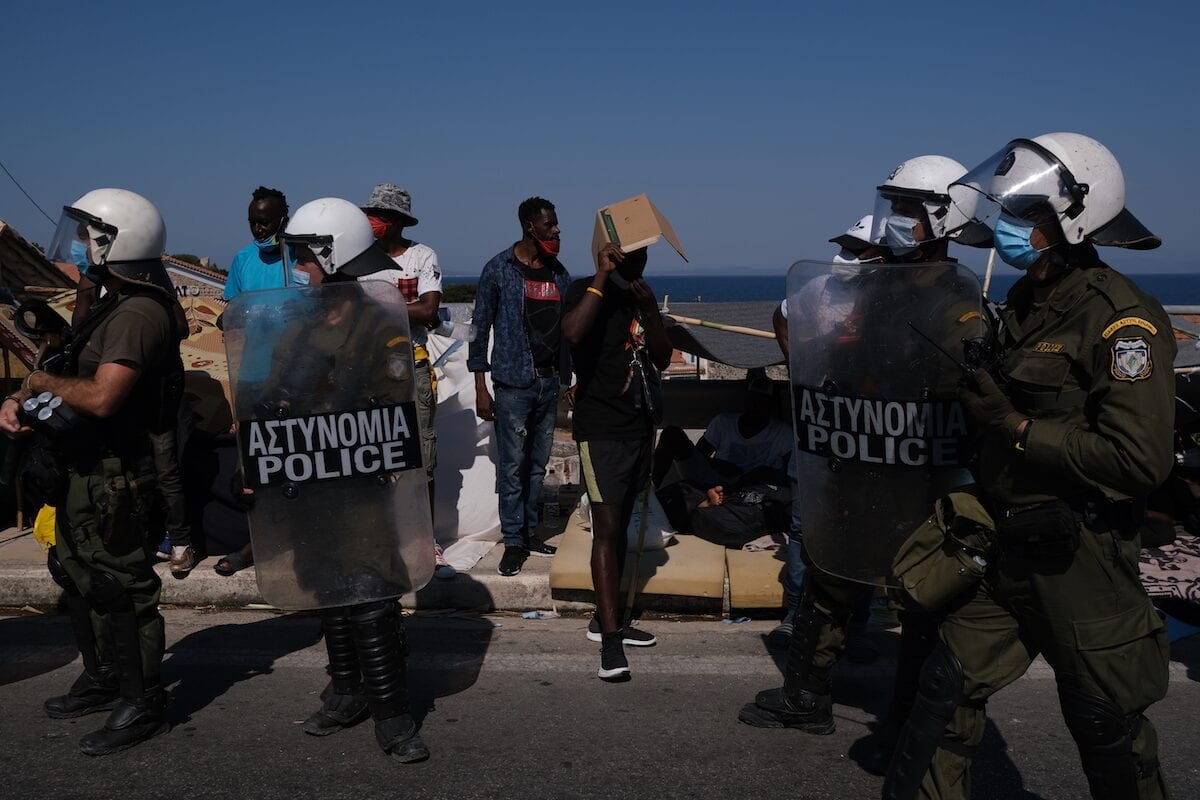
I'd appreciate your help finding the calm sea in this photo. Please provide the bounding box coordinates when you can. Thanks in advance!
[446,272,1198,305]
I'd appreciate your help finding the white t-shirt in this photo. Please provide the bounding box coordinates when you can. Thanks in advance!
[780,274,856,338]
[368,242,442,344]
[703,412,793,473]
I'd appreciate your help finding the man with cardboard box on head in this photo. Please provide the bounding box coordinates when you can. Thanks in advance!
[562,195,686,680]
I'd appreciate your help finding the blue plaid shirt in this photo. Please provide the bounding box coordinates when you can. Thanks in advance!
[468,247,572,388]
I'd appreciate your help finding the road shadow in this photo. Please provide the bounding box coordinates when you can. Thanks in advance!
[404,609,496,723]
[163,575,497,728]
[751,623,1040,796]
[0,607,80,687]
[163,612,323,723]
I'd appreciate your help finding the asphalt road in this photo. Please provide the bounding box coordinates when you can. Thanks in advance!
[2,608,1198,800]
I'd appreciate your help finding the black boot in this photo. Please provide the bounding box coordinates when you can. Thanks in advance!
[350,602,429,763]
[45,665,120,719]
[78,603,168,756]
[303,611,369,736]
[738,591,835,734]
[44,553,120,718]
[79,688,169,756]
[46,592,119,718]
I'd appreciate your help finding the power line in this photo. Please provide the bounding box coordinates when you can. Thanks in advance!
[0,158,56,226]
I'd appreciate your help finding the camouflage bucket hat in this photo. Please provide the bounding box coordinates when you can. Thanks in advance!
[362,183,418,227]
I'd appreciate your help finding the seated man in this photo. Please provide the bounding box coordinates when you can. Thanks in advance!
[652,370,792,538]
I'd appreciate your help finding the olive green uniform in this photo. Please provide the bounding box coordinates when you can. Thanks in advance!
[747,261,984,744]
[55,293,173,686]
[245,284,429,758]
[253,291,417,605]
[909,265,1175,799]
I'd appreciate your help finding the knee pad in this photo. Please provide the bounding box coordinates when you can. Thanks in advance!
[1059,685,1130,749]
[882,642,965,800]
[46,548,78,593]
[85,571,126,607]
[1058,685,1142,799]
[917,642,964,708]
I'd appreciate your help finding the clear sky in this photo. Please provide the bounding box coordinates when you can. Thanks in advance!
[1,0,1196,277]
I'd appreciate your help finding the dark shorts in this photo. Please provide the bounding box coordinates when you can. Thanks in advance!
[579,438,651,508]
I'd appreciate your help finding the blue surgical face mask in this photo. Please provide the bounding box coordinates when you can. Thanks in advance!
[70,239,91,270]
[72,239,108,282]
[254,236,279,253]
[290,267,310,287]
[993,214,1044,270]
[884,214,920,254]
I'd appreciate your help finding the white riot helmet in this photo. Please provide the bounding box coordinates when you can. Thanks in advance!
[827,214,885,280]
[948,133,1158,249]
[870,155,988,255]
[281,197,394,283]
[46,188,172,293]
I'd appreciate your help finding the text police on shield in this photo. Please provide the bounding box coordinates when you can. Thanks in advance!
[242,402,422,487]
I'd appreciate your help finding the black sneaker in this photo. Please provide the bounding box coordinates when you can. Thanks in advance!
[597,632,631,681]
[586,617,657,646]
[497,546,528,576]
[527,539,557,557]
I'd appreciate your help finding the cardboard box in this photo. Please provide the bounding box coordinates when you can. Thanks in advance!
[591,194,688,269]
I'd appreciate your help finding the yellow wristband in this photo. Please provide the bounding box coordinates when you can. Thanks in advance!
[586,286,604,299]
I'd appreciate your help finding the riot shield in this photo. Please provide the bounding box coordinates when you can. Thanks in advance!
[223,280,434,610]
[786,260,984,586]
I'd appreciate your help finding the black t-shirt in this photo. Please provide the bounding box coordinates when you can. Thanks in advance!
[520,264,562,371]
[564,278,655,441]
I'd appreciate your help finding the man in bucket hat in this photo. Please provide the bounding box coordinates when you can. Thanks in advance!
[361,184,455,579]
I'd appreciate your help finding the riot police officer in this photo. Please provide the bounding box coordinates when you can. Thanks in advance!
[225,198,434,763]
[884,133,1174,799]
[740,156,989,772]
[1,188,183,755]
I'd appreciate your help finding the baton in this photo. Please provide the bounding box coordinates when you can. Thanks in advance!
[906,322,972,375]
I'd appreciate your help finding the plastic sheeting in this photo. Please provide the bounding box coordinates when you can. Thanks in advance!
[425,330,502,571]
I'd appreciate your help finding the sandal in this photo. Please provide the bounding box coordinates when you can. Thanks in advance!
[213,549,254,576]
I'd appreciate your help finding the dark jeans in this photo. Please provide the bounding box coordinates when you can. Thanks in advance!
[493,376,559,549]
[150,429,191,548]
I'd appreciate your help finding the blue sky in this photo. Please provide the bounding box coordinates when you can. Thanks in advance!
[1,1,1196,276]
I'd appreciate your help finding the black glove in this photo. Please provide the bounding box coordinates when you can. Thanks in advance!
[230,469,256,512]
[958,369,1021,440]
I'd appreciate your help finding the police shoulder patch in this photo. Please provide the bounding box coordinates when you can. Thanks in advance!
[1102,316,1158,339]
[1111,337,1152,382]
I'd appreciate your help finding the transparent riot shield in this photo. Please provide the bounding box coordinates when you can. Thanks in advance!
[223,280,435,610]
[786,260,984,586]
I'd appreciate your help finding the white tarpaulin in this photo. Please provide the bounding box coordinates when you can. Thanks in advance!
[426,328,501,571]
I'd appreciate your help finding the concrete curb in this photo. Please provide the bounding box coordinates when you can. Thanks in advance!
[0,548,592,613]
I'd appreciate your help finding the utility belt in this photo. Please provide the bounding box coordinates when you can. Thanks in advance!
[991,494,1145,559]
[894,489,1146,613]
[15,394,155,512]
[74,456,158,545]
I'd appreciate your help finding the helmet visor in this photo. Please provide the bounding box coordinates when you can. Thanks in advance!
[46,206,117,271]
[281,233,337,279]
[949,141,1083,230]
[869,188,941,251]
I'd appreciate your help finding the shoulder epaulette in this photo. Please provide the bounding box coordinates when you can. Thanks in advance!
[1086,268,1142,313]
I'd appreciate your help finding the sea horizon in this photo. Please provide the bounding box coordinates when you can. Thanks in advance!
[445,271,1199,306]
